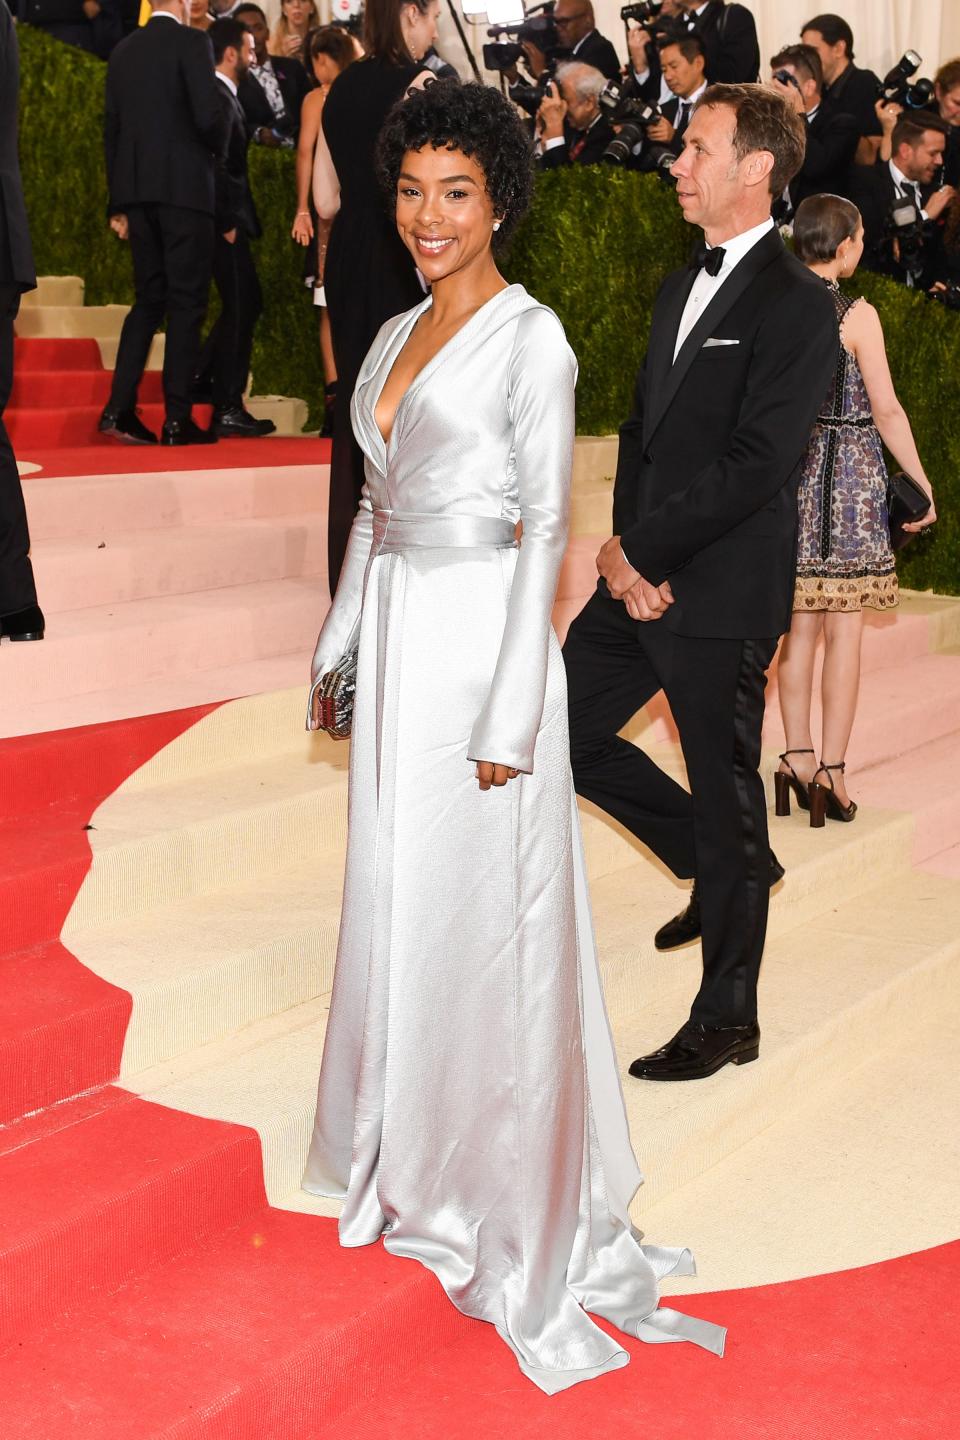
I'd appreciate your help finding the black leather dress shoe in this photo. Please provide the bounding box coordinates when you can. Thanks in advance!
[161,418,218,446]
[1,604,45,641]
[212,406,276,438]
[654,852,786,951]
[629,1020,760,1082]
[98,407,157,445]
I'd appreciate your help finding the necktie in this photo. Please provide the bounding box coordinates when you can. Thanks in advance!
[675,101,689,137]
[690,242,726,276]
[905,181,922,213]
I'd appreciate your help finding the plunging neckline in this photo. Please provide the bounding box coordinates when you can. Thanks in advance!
[373,284,520,450]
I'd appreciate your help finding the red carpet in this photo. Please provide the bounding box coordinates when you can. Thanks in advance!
[19,434,330,477]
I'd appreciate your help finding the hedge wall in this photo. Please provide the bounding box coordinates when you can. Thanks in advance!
[16,25,959,593]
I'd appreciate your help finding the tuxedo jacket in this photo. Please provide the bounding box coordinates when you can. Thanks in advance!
[0,1,35,290]
[848,160,936,284]
[238,54,311,138]
[214,79,260,240]
[539,116,615,169]
[568,28,621,83]
[690,1,759,84]
[616,228,837,639]
[104,16,224,216]
[789,105,860,209]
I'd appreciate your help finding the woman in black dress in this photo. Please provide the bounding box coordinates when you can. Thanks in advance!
[314,0,441,592]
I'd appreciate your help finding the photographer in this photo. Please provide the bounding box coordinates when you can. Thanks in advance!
[552,0,620,82]
[632,34,706,168]
[769,45,858,211]
[800,14,880,167]
[537,61,613,167]
[849,112,955,287]
[932,58,960,186]
[627,1,757,105]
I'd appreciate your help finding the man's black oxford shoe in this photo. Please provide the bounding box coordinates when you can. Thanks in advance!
[212,406,276,438]
[161,417,218,446]
[98,407,157,445]
[654,852,786,951]
[1,604,45,641]
[629,1020,760,1082]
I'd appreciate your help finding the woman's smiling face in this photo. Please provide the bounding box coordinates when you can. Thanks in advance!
[394,146,499,283]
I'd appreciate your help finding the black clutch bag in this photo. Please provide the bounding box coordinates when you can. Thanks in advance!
[886,471,931,551]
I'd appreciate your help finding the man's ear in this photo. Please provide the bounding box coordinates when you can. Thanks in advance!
[744,149,775,189]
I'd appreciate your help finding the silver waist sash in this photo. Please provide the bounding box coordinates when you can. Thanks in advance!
[372,509,518,554]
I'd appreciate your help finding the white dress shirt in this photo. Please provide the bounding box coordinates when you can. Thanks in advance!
[673,216,775,361]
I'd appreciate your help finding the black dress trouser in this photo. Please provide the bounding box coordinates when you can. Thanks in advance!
[0,283,38,618]
[109,203,214,422]
[196,227,262,411]
[563,586,777,1027]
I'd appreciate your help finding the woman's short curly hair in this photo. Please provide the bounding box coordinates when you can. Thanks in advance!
[376,81,535,249]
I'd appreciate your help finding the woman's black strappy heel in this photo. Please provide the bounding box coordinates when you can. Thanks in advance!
[809,761,858,828]
[774,749,815,816]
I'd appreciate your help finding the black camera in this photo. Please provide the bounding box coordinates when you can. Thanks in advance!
[886,197,926,277]
[928,279,960,311]
[877,52,936,110]
[597,77,665,166]
[620,0,666,22]
[484,10,559,65]
[772,67,801,93]
[509,68,558,119]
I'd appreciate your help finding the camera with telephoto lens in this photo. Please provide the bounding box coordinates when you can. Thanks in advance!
[877,52,936,110]
[620,0,666,22]
[885,197,926,277]
[483,10,559,72]
[927,279,960,311]
[596,76,667,166]
[509,65,559,119]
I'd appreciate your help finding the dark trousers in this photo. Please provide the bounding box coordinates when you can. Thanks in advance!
[563,587,777,1027]
[109,203,214,423]
[196,227,262,411]
[0,284,38,618]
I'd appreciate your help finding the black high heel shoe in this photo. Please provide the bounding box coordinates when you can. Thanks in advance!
[774,748,814,816]
[809,761,858,828]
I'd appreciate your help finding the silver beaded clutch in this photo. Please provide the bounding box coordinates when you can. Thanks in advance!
[306,646,358,738]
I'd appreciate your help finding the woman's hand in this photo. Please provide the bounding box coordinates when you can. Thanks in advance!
[283,33,303,57]
[476,761,520,790]
[902,485,937,532]
[292,210,314,244]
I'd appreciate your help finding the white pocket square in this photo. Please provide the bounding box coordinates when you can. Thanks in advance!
[702,337,740,348]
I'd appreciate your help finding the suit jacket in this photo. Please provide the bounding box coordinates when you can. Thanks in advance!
[690,1,759,84]
[214,77,260,239]
[616,228,837,639]
[539,116,614,169]
[847,160,935,284]
[238,54,311,139]
[0,2,35,290]
[104,16,224,216]
[568,29,621,83]
[821,63,882,140]
[789,105,860,208]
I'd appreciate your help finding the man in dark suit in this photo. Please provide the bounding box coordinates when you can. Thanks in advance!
[769,44,859,211]
[688,1,758,84]
[0,0,43,642]
[537,62,614,168]
[563,83,837,1082]
[800,13,881,167]
[195,17,274,437]
[635,34,708,169]
[100,0,224,446]
[849,112,954,287]
[552,0,620,82]
[234,2,310,147]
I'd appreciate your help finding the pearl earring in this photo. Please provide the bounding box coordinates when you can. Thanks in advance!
[493,221,501,232]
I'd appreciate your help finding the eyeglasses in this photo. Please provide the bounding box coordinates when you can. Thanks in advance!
[554,11,589,26]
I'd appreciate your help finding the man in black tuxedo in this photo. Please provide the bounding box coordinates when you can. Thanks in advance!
[563,84,837,1082]
[635,34,707,170]
[552,0,620,82]
[849,112,954,288]
[0,0,43,643]
[101,0,224,446]
[195,18,274,438]
[769,45,859,212]
[537,63,614,168]
[800,14,880,168]
[627,0,757,107]
[235,2,310,147]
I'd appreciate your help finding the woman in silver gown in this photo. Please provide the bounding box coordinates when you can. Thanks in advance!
[302,81,724,1393]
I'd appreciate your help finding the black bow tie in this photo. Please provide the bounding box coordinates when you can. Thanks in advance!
[690,242,726,276]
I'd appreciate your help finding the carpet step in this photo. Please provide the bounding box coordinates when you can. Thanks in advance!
[14,302,131,340]
[23,463,327,543]
[9,368,163,408]
[0,577,327,721]
[20,275,86,308]
[856,727,960,862]
[13,336,102,372]
[5,402,214,448]
[32,513,327,614]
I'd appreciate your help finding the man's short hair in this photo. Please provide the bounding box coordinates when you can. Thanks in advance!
[697,82,807,196]
[770,44,823,93]
[554,61,607,105]
[210,16,249,63]
[892,111,949,154]
[935,57,960,93]
[801,14,854,59]
[233,2,266,18]
[658,35,706,66]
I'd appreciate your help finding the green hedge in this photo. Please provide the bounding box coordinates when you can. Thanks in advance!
[17,25,959,593]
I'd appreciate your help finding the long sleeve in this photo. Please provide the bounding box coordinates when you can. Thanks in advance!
[467,309,577,773]
[103,59,120,210]
[311,487,374,683]
[183,29,224,155]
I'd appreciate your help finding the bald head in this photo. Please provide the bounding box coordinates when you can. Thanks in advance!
[554,0,595,50]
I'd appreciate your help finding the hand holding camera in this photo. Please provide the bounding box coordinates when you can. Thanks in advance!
[537,80,567,140]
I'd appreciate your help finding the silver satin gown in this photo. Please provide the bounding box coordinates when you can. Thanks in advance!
[302,283,725,1393]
